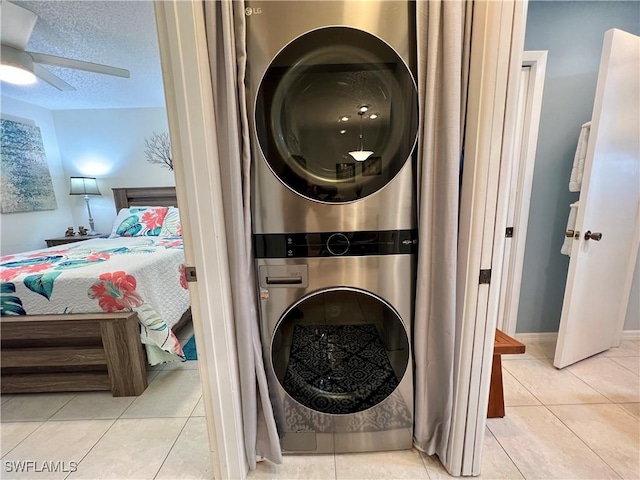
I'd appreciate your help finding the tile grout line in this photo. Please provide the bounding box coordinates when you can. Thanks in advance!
[152,416,190,480]
[1,392,79,458]
[501,364,547,408]
[187,394,203,418]
[543,404,625,480]
[62,418,117,480]
[0,420,47,460]
[563,358,623,404]
[484,421,528,480]
[610,402,640,421]
[417,448,434,479]
[607,356,640,377]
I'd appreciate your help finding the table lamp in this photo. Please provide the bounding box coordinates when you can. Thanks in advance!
[69,177,101,235]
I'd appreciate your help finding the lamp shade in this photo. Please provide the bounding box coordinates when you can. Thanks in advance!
[69,177,101,196]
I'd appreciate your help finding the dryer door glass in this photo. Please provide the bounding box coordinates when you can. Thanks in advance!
[256,27,418,203]
[271,288,410,415]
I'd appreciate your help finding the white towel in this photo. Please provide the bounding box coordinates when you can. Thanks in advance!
[561,201,580,256]
[569,122,591,192]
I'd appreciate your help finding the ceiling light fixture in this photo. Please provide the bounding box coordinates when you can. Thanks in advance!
[369,113,378,120]
[348,111,374,162]
[0,45,36,85]
[340,115,350,122]
[359,105,369,113]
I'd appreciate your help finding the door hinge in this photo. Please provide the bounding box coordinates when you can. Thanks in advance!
[479,269,491,285]
[505,227,514,238]
[184,266,198,283]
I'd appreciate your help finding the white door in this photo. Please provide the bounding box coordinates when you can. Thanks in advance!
[554,29,640,369]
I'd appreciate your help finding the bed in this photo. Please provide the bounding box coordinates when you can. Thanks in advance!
[0,187,190,396]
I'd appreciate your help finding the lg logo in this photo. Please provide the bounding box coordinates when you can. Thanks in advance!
[245,7,262,16]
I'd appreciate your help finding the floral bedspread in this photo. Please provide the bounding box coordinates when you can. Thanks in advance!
[0,237,189,365]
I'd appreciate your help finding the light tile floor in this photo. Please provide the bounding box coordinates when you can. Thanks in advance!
[1,339,638,479]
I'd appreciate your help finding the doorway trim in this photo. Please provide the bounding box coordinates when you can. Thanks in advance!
[154,2,247,479]
[497,50,547,336]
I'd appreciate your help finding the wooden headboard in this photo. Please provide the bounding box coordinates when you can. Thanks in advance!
[112,187,178,212]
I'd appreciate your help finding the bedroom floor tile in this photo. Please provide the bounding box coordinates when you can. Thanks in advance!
[191,396,205,417]
[50,392,135,421]
[568,356,640,403]
[502,370,541,407]
[2,420,114,479]
[503,358,609,405]
[602,340,640,357]
[335,449,428,479]
[164,360,199,371]
[609,356,640,375]
[0,422,43,457]
[121,370,202,418]
[248,454,336,480]
[421,428,524,479]
[68,418,187,480]
[1,393,76,422]
[1,395,14,405]
[155,417,212,479]
[502,341,549,360]
[619,403,640,419]
[487,406,619,479]
[549,404,640,479]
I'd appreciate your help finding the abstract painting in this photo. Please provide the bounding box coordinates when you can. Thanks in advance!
[1,118,57,213]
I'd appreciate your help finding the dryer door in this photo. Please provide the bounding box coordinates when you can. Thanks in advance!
[271,288,410,415]
[255,27,418,204]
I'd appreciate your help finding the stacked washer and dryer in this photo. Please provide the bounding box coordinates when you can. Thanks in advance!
[246,1,419,454]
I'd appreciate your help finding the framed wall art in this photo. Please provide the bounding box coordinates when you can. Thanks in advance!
[1,118,57,213]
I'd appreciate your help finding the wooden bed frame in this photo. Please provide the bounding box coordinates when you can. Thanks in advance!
[1,187,191,397]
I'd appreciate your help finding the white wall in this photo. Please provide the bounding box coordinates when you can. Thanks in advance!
[52,107,176,234]
[1,97,75,255]
[517,1,640,333]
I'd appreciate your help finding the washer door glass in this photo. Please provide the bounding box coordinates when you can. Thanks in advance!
[255,27,418,203]
[271,289,410,415]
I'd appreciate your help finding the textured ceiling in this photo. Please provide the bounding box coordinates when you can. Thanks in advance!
[1,0,165,110]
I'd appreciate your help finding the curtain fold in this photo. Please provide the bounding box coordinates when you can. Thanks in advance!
[203,0,282,469]
[413,0,472,468]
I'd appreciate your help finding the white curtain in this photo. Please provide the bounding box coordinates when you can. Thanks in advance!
[413,0,472,470]
[203,0,282,469]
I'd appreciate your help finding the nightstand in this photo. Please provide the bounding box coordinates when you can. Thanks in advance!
[45,234,106,247]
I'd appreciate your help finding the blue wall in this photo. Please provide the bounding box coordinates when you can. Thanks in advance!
[517,1,640,333]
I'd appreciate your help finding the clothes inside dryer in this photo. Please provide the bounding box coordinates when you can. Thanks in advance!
[271,288,410,415]
[255,27,418,203]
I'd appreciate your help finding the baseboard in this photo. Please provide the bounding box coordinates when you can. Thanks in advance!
[622,330,640,341]
[515,331,640,343]
[514,332,557,343]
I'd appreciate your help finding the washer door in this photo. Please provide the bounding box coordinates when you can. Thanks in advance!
[271,288,410,415]
[255,27,418,203]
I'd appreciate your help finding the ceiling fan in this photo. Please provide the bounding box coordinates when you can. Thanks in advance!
[0,1,130,91]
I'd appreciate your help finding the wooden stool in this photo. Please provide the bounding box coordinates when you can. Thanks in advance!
[488,329,525,418]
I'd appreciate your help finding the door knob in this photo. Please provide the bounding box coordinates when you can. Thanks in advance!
[584,230,602,241]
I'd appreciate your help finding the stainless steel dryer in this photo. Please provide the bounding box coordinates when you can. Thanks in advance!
[255,231,417,453]
[247,1,418,233]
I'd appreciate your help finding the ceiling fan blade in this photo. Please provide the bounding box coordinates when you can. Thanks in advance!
[32,64,75,91]
[1,1,37,50]
[28,52,130,78]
